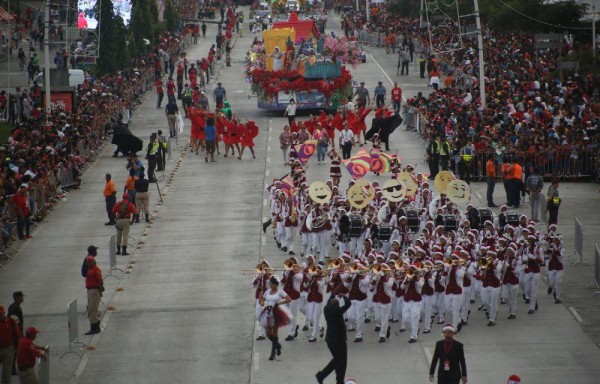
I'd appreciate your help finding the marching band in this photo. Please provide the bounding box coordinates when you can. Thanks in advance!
[254,165,565,352]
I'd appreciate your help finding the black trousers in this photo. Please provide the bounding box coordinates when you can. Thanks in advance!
[342,142,352,159]
[105,195,116,222]
[401,61,409,75]
[148,155,157,181]
[318,341,347,384]
[440,155,449,171]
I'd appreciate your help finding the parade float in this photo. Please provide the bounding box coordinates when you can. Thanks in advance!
[245,11,360,111]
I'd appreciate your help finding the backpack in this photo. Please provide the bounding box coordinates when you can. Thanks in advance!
[118,202,129,218]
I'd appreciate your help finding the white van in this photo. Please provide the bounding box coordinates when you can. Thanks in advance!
[68,69,85,88]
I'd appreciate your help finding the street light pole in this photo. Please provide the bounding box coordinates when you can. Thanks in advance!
[44,0,52,120]
[473,0,486,108]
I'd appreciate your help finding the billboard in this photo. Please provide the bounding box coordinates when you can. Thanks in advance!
[78,0,132,29]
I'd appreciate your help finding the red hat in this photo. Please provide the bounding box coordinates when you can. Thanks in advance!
[507,374,521,384]
[26,327,40,335]
[123,193,130,200]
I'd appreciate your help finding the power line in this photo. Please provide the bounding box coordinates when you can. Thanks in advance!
[496,0,593,30]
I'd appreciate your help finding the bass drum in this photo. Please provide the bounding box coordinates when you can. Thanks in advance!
[499,211,520,229]
[349,214,363,237]
[377,224,391,242]
[398,208,420,233]
[468,207,493,230]
[435,214,458,233]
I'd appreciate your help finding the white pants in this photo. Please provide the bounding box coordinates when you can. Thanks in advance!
[373,302,392,338]
[338,240,350,256]
[392,296,405,325]
[444,293,462,329]
[301,232,312,256]
[349,234,364,257]
[434,292,445,322]
[524,272,540,310]
[255,300,265,336]
[299,292,309,326]
[422,295,434,332]
[402,300,422,340]
[548,270,563,300]
[501,284,519,315]
[348,299,367,338]
[311,231,329,261]
[287,298,300,336]
[473,279,484,307]
[366,291,374,320]
[460,286,472,322]
[276,221,285,244]
[307,301,323,339]
[481,286,500,321]
[284,226,296,251]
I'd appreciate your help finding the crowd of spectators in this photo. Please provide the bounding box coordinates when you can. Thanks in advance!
[340,5,600,182]
[0,28,189,256]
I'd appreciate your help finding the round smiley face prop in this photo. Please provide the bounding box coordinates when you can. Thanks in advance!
[382,178,406,202]
[398,172,418,197]
[434,171,456,195]
[308,181,332,204]
[347,181,376,209]
[446,179,471,205]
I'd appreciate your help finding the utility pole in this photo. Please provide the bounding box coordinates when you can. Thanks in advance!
[473,0,486,108]
[593,0,597,66]
[44,0,52,120]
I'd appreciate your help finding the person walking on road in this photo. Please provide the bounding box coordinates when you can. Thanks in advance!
[146,133,160,182]
[165,99,179,138]
[485,154,497,207]
[545,178,561,226]
[353,82,370,109]
[258,276,292,361]
[7,291,25,376]
[16,327,47,384]
[399,49,410,75]
[279,125,292,165]
[204,117,217,163]
[201,22,207,38]
[134,172,152,223]
[526,167,544,221]
[391,82,402,114]
[339,123,354,160]
[283,99,297,125]
[213,83,226,108]
[103,174,117,225]
[0,305,21,384]
[84,257,104,335]
[315,289,351,384]
[429,324,468,384]
[374,81,386,108]
[112,194,136,256]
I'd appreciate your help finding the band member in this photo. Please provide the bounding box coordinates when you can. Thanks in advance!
[401,264,424,343]
[370,264,394,343]
[259,276,292,360]
[305,265,327,342]
[282,260,303,341]
[547,236,564,304]
[443,255,465,331]
[433,257,446,324]
[300,205,313,257]
[345,263,370,342]
[421,261,436,334]
[253,261,272,341]
[481,250,503,326]
[459,251,476,325]
[272,191,287,248]
[501,247,520,319]
[523,235,543,314]
[283,195,298,255]
[299,255,315,330]
[311,204,332,263]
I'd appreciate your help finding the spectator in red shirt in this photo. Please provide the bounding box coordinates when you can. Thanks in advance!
[391,82,402,115]
[0,305,21,384]
[166,77,176,103]
[12,184,32,240]
[84,257,104,335]
[16,327,47,383]
[155,79,164,109]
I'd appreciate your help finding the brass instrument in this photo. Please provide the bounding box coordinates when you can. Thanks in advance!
[444,259,453,268]
[283,258,298,271]
[422,260,434,272]
[477,256,493,270]
[394,259,404,271]
[311,213,329,230]
[330,258,345,269]
[349,261,368,274]
[405,268,415,279]
[371,263,393,276]
[308,264,328,277]
[290,205,298,223]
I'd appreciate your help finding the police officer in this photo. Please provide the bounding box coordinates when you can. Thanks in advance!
[157,130,168,172]
[459,139,475,185]
[439,136,451,171]
[427,135,441,180]
[374,81,386,108]
[146,133,159,182]
[419,54,427,78]
[182,83,193,117]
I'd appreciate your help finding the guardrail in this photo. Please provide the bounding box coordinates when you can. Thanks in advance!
[587,244,600,296]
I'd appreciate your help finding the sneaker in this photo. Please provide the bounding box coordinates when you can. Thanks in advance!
[487,321,496,326]
[555,299,562,304]
[408,338,417,343]
[353,337,363,342]
[308,337,317,342]
[548,287,553,295]
[423,330,430,334]
[374,326,381,332]
[288,251,295,255]
[302,325,309,331]
[507,314,516,319]
[527,310,535,314]
[379,337,386,343]
[256,335,266,341]
[281,246,288,252]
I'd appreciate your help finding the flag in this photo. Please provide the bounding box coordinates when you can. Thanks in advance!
[295,139,317,164]
[343,147,371,179]
[370,149,393,174]
[279,173,294,195]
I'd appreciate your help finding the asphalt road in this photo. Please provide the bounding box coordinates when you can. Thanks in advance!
[0,8,599,384]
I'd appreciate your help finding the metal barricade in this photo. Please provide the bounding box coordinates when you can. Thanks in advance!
[569,217,587,266]
[587,244,600,295]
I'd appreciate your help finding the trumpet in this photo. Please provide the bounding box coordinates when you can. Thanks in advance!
[241,263,280,275]
[349,261,368,274]
[405,269,415,279]
[283,258,299,271]
[477,256,493,270]
[308,264,328,277]
[371,263,394,276]
[330,258,345,269]
[394,259,404,271]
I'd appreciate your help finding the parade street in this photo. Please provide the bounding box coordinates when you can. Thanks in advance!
[0,7,599,384]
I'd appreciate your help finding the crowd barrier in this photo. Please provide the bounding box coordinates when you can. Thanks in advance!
[587,244,600,296]
[570,218,587,266]
[358,30,383,47]
[38,346,50,384]
[60,299,86,359]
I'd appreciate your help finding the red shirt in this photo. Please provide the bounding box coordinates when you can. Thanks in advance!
[12,192,30,217]
[16,337,44,368]
[391,87,402,102]
[112,200,137,219]
[0,317,19,348]
[85,265,104,289]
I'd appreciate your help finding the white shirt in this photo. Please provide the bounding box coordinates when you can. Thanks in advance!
[285,103,297,116]
[263,289,286,306]
[341,129,353,144]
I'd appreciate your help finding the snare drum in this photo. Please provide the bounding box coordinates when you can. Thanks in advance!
[349,215,363,237]
[468,207,493,230]
[398,208,420,233]
[378,224,391,242]
[435,214,458,232]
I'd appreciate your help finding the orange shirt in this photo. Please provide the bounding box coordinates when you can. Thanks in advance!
[486,160,496,177]
[124,176,138,191]
[103,179,117,197]
[512,163,523,180]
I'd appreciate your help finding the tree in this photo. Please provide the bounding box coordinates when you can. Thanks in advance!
[164,0,180,33]
[96,0,130,76]
[129,0,155,57]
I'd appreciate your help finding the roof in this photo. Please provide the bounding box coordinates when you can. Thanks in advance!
[0,7,14,22]
[272,11,320,41]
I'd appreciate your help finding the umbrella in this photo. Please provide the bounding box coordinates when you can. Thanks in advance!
[112,124,143,155]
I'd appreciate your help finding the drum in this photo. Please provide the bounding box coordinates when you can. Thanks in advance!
[349,214,363,237]
[468,207,493,230]
[378,224,391,242]
[398,208,420,233]
[435,214,458,233]
[505,212,520,227]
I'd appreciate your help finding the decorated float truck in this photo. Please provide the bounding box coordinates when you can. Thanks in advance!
[247,12,354,111]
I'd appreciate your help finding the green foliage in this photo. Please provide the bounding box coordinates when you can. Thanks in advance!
[96,0,130,76]
[129,0,155,57]
[165,0,180,33]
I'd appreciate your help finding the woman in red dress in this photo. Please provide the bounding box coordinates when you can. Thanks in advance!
[239,121,258,159]
[188,106,206,155]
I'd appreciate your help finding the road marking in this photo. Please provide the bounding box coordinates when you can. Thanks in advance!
[265,169,270,176]
[268,145,271,152]
[233,90,245,93]
[423,346,432,364]
[263,199,267,207]
[262,236,266,246]
[369,53,394,88]
[266,156,270,163]
[254,352,260,370]
[569,307,583,322]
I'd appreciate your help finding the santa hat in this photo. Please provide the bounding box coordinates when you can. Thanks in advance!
[507,374,521,384]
